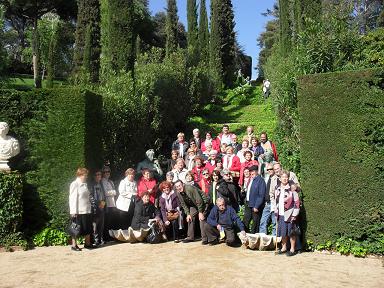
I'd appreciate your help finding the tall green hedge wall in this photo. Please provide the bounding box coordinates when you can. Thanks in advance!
[297,69,384,244]
[0,88,102,231]
[0,172,23,238]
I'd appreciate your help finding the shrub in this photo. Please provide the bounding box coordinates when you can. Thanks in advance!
[33,227,69,246]
[298,68,384,245]
[0,172,23,237]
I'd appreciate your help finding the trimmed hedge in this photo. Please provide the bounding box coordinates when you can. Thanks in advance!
[0,172,23,238]
[297,68,384,244]
[0,88,103,231]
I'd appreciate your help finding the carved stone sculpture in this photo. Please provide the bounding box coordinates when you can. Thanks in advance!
[0,122,20,171]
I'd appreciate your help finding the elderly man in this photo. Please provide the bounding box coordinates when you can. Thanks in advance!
[192,128,202,149]
[243,165,266,234]
[171,132,189,158]
[204,198,246,246]
[259,163,277,235]
[174,180,208,243]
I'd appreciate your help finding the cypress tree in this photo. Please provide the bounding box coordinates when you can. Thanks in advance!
[73,0,100,83]
[187,0,198,64]
[209,0,236,88]
[165,0,178,57]
[279,0,291,56]
[108,0,135,74]
[198,0,209,63]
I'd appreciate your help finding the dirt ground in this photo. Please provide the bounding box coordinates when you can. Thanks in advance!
[0,241,383,288]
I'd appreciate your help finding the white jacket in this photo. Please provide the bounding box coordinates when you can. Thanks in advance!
[116,178,137,212]
[69,178,91,215]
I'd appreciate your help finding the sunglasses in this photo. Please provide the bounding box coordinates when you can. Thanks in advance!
[267,168,273,171]
[203,173,209,176]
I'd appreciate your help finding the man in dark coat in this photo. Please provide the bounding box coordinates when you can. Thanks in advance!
[243,165,266,233]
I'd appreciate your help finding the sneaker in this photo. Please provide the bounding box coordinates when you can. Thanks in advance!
[71,246,81,251]
[201,240,208,245]
[174,239,180,243]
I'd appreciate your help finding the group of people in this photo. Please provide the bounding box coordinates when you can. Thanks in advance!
[69,125,301,256]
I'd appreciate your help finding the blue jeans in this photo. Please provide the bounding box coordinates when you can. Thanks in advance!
[259,202,276,235]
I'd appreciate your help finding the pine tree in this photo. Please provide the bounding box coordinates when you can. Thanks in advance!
[187,0,198,64]
[73,0,100,83]
[108,0,135,74]
[165,0,178,57]
[198,0,209,63]
[209,0,236,88]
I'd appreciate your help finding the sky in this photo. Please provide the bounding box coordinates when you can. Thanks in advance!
[148,0,276,79]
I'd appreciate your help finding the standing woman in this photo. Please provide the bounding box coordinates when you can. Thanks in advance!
[69,167,93,251]
[208,170,222,213]
[159,181,182,242]
[116,168,138,229]
[101,166,118,240]
[275,171,300,256]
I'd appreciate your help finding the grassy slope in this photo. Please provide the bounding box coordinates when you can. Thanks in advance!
[188,86,277,140]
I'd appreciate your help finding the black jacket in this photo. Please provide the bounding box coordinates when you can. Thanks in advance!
[131,200,158,230]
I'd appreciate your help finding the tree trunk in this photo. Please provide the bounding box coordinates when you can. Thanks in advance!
[32,17,42,88]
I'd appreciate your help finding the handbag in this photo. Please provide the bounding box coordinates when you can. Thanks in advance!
[288,224,301,237]
[166,210,179,221]
[146,223,163,244]
[68,217,81,238]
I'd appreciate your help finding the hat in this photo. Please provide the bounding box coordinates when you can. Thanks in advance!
[221,168,230,176]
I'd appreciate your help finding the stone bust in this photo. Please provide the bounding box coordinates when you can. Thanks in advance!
[136,149,163,181]
[0,122,20,171]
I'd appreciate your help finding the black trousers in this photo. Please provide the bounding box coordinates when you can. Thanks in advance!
[204,223,236,246]
[243,203,262,234]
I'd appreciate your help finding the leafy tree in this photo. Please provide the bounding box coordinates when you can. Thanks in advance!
[0,0,76,87]
[257,19,278,79]
[165,0,178,57]
[198,0,209,64]
[187,0,198,65]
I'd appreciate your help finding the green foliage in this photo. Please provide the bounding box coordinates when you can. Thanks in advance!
[355,27,384,68]
[298,69,384,245]
[33,227,69,246]
[209,0,236,88]
[0,232,28,251]
[73,0,101,83]
[165,0,179,57]
[187,0,198,65]
[0,88,102,232]
[198,0,209,64]
[0,172,23,238]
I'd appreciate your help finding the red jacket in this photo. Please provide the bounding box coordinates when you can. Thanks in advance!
[204,160,217,174]
[239,160,259,186]
[222,154,241,172]
[201,138,220,152]
[192,165,205,183]
[198,178,211,195]
[137,177,157,204]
